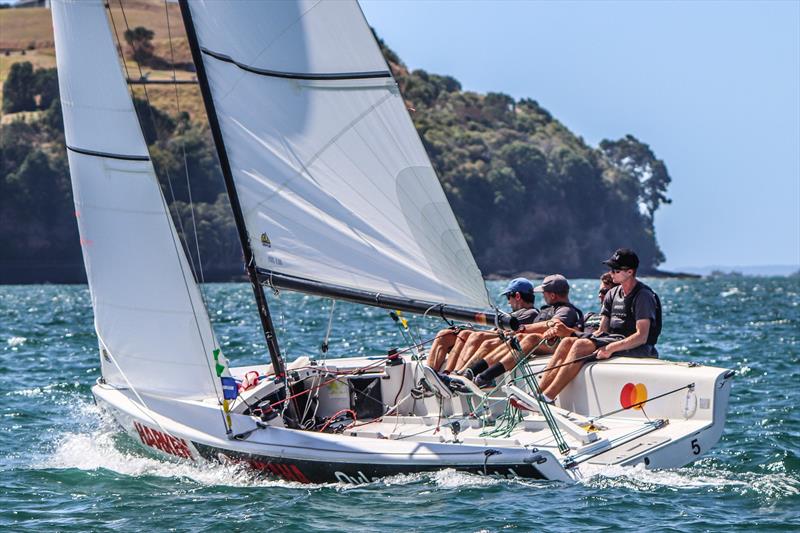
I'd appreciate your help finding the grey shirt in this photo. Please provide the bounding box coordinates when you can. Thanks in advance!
[535,302,583,329]
[511,307,539,325]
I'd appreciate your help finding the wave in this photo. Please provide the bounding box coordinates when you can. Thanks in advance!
[29,401,318,489]
[577,461,800,501]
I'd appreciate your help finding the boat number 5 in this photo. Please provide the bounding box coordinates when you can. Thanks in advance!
[691,438,701,455]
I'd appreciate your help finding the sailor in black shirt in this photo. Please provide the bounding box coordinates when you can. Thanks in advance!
[538,249,662,403]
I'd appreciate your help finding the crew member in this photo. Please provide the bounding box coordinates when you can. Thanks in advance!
[426,278,537,372]
[539,249,662,403]
[465,275,583,387]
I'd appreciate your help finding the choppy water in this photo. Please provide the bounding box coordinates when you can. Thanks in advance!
[1,277,798,531]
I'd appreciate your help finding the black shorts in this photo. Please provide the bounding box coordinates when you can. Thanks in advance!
[577,333,658,361]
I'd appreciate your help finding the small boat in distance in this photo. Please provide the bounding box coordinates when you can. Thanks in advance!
[51,0,733,483]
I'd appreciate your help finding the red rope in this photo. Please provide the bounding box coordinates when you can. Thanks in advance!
[318,409,357,433]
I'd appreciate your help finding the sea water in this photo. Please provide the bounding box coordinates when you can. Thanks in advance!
[0,278,798,531]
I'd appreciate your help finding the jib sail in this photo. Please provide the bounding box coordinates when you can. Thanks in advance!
[52,0,222,400]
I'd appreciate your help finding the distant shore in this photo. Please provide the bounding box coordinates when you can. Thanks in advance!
[7,264,798,286]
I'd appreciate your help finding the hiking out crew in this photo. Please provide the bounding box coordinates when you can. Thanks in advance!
[464,275,584,387]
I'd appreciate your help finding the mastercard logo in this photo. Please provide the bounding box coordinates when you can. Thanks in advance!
[620,382,648,410]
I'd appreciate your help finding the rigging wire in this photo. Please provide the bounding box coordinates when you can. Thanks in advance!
[105,1,229,433]
[97,335,180,441]
[163,0,206,288]
[320,299,336,359]
[110,0,200,283]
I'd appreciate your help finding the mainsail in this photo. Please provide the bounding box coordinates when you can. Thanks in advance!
[52,0,221,400]
[180,0,492,311]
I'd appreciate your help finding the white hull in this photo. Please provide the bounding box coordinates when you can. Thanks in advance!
[93,354,733,484]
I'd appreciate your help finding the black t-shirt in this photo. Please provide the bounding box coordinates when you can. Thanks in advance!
[601,281,659,351]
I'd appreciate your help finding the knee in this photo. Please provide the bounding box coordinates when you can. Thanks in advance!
[559,337,576,350]
[436,329,456,341]
[570,339,593,355]
[456,330,472,342]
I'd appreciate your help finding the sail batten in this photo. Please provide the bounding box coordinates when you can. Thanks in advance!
[66,145,150,161]
[201,47,392,80]
[185,0,492,311]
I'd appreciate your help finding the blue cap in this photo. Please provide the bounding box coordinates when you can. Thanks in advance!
[500,277,534,297]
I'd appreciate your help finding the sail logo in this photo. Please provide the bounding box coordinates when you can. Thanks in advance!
[133,421,193,459]
[260,232,271,247]
[620,383,648,410]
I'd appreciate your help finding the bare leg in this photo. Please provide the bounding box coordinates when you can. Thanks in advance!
[442,329,478,373]
[426,329,457,371]
[450,330,497,372]
[465,336,505,366]
[541,339,596,399]
[537,337,577,391]
[491,333,548,370]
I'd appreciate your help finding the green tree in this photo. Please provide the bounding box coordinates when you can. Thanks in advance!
[123,26,155,64]
[41,97,64,136]
[600,135,672,222]
[2,61,36,112]
[132,96,176,145]
[33,67,59,110]
[498,141,548,191]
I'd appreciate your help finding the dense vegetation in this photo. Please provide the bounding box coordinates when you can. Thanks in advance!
[1,34,671,283]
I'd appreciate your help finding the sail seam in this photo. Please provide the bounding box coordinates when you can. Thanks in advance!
[200,47,392,81]
[67,145,149,161]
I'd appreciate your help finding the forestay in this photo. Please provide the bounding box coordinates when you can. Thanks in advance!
[184,0,491,310]
[52,0,221,399]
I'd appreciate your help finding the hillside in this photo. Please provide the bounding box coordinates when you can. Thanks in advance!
[0,2,671,283]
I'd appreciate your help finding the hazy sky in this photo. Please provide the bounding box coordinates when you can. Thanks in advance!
[361,0,800,269]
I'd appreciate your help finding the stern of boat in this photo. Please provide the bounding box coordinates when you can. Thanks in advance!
[553,358,734,469]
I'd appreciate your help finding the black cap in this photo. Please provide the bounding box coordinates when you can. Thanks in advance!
[603,248,639,270]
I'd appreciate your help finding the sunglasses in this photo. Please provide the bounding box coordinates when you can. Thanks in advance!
[611,268,630,274]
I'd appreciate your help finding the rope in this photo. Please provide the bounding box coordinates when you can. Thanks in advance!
[320,299,335,356]
[591,383,695,421]
[163,0,206,288]
[510,351,600,384]
[471,334,570,453]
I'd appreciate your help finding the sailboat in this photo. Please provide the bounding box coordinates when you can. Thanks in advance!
[52,0,733,484]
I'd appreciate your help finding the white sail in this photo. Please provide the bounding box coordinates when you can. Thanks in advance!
[185,0,491,310]
[52,0,222,400]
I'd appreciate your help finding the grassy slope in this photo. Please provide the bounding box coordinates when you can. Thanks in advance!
[0,2,206,124]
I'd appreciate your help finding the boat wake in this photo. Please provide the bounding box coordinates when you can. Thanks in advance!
[577,461,800,501]
[31,401,316,489]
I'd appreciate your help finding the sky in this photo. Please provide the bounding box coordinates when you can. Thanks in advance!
[360,0,800,270]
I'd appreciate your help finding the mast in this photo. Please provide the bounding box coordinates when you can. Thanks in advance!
[178,0,287,380]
